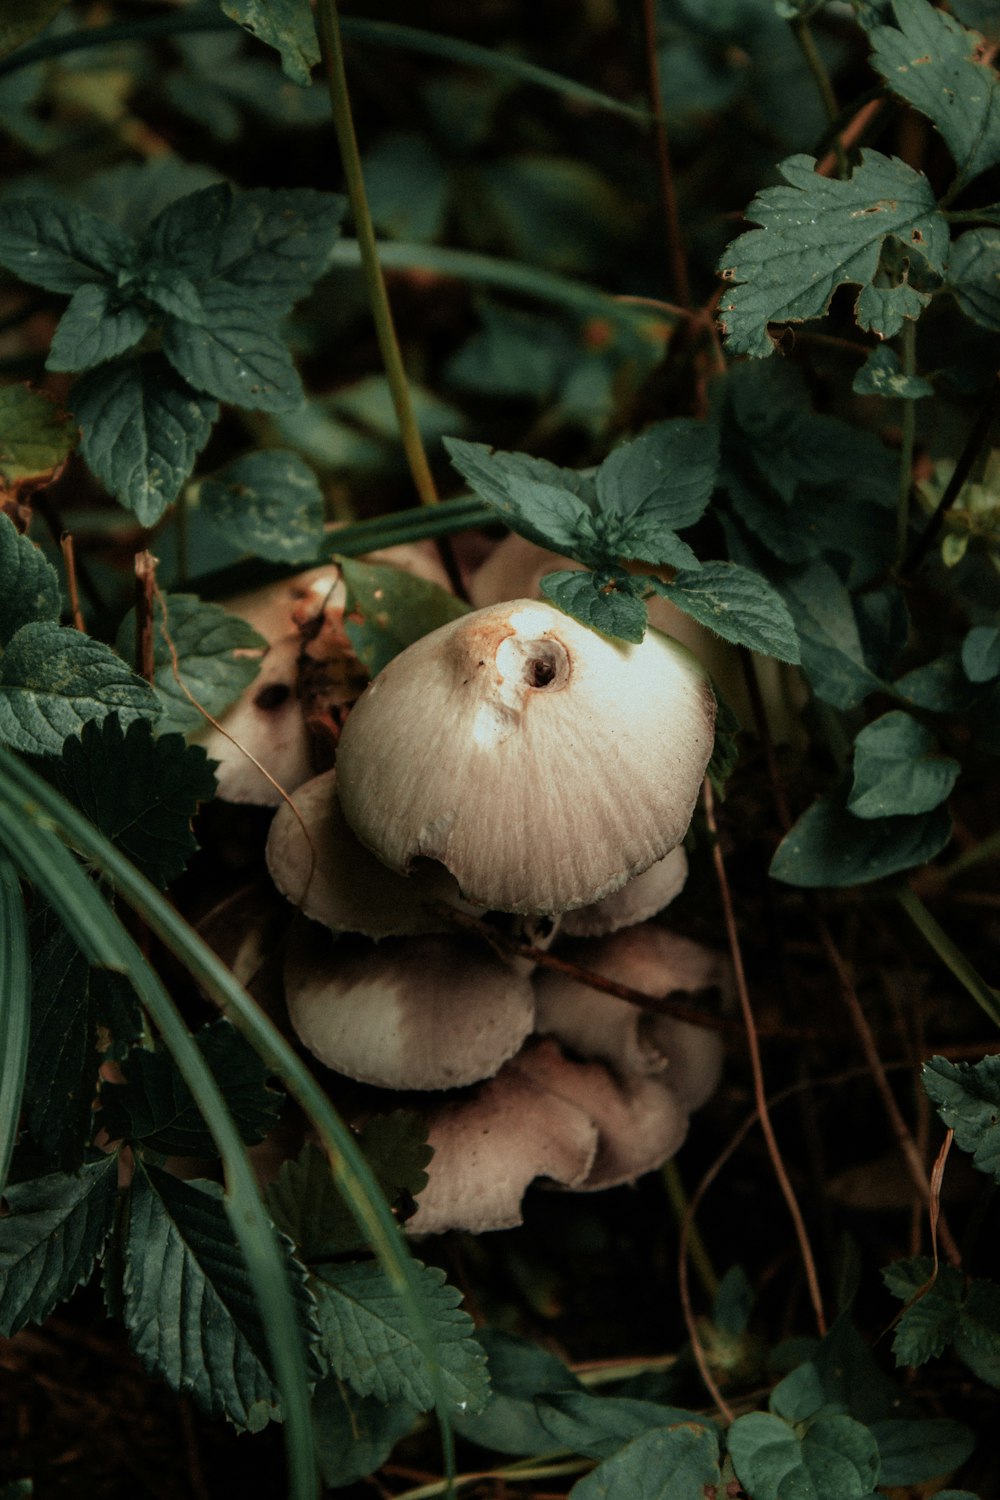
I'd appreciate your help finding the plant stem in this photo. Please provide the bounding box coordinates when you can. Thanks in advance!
[0,857,29,1198]
[898,886,1000,1031]
[896,318,918,566]
[941,828,1000,882]
[392,1461,589,1500]
[903,378,1000,576]
[662,1159,719,1302]
[791,16,847,177]
[317,0,439,507]
[640,0,690,307]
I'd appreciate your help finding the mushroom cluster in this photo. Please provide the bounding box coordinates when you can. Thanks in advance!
[237,578,727,1232]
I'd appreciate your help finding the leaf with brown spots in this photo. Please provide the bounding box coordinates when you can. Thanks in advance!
[0,384,76,515]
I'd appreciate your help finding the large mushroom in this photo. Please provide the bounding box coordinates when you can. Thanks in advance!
[335,598,716,915]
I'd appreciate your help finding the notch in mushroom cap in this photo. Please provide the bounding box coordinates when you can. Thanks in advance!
[561,846,688,938]
[335,599,716,916]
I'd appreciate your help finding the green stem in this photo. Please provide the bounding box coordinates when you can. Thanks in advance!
[897,887,1000,1031]
[317,0,439,506]
[791,16,847,177]
[896,318,917,566]
[393,1460,589,1500]
[662,1159,719,1302]
[940,828,1000,883]
[0,858,30,1198]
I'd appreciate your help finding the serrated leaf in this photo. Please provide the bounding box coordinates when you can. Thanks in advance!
[0,1154,119,1336]
[728,1410,881,1500]
[849,711,959,817]
[537,1391,713,1462]
[312,1378,417,1490]
[0,385,76,497]
[0,0,70,60]
[595,418,719,533]
[143,184,343,315]
[314,1258,489,1414]
[568,1423,720,1499]
[717,150,948,355]
[870,1418,975,1487]
[267,1114,433,1260]
[922,1054,1000,1181]
[445,436,594,550]
[770,785,951,887]
[882,1256,963,1366]
[649,561,801,662]
[852,345,934,398]
[52,716,216,887]
[122,1163,319,1428]
[0,622,158,756]
[72,353,218,525]
[962,625,1000,682]
[949,229,1000,331]
[870,0,1000,192]
[0,514,60,647]
[0,197,135,295]
[219,0,320,86]
[340,555,471,676]
[161,283,304,413]
[47,284,149,374]
[200,450,325,563]
[541,568,648,643]
[100,1020,282,1155]
[115,593,265,735]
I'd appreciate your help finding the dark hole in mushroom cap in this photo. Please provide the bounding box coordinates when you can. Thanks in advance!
[255,682,292,711]
[515,638,568,691]
[527,657,557,688]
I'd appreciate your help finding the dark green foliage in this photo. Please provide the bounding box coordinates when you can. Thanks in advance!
[922,1055,1000,1180]
[568,1424,721,1499]
[454,1331,583,1456]
[536,1391,715,1461]
[340,555,470,674]
[0,513,61,646]
[848,712,959,818]
[311,1379,417,1490]
[200,449,326,563]
[883,1257,1000,1387]
[770,784,952,887]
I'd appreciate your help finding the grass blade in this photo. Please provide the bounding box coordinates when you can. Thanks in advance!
[0,856,30,1197]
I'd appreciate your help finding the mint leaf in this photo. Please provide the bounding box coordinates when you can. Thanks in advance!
[161,283,304,412]
[115,593,265,735]
[0,622,158,756]
[595,419,719,533]
[200,450,326,563]
[770,786,952,887]
[0,513,60,647]
[728,1411,881,1500]
[568,1423,721,1499]
[340,556,470,676]
[540,568,648,643]
[649,562,801,662]
[47,284,148,373]
[0,197,135,294]
[852,345,934,398]
[848,711,959,817]
[219,0,320,87]
[922,1054,1000,1181]
[870,0,1000,192]
[717,151,948,355]
[72,353,218,525]
[123,1163,319,1428]
[314,1258,490,1415]
[0,1155,119,1336]
[53,716,216,887]
[445,436,595,550]
[948,229,1000,331]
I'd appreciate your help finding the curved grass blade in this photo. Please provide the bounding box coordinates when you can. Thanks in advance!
[0,746,455,1481]
[0,857,29,1197]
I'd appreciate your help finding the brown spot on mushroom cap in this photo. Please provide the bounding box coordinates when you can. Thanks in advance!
[534,923,726,1108]
[266,769,469,938]
[561,846,689,938]
[336,599,715,915]
[199,635,314,806]
[283,924,536,1091]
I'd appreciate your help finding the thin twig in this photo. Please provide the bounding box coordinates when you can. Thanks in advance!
[61,534,86,632]
[640,0,690,307]
[134,551,158,684]
[896,318,918,567]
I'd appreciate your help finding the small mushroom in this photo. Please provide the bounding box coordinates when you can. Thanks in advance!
[283,922,536,1091]
[534,924,726,1107]
[335,599,715,915]
[560,846,689,938]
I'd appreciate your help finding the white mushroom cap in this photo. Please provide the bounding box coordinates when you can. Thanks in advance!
[561,846,689,938]
[223,567,345,645]
[335,599,715,915]
[534,924,726,1107]
[200,634,314,805]
[283,923,536,1091]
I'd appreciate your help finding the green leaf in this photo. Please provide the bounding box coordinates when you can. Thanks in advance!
[143,184,344,317]
[728,1410,881,1500]
[122,1162,320,1429]
[0,1154,119,1336]
[200,450,326,563]
[0,384,76,495]
[0,513,60,647]
[717,151,948,355]
[267,1114,433,1261]
[161,283,304,413]
[649,562,801,662]
[541,568,648,643]
[72,353,218,525]
[770,1361,829,1424]
[870,1419,975,1487]
[115,593,265,736]
[340,555,470,676]
[46,284,147,374]
[444,436,594,550]
[771,786,952,888]
[849,711,959,818]
[0,622,158,757]
[961,625,1000,682]
[52,716,216,888]
[948,229,1000,331]
[0,859,29,1198]
[852,345,934,398]
[870,0,1000,192]
[314,1258,489,1414]
[219,0,320,86]
[312,1379,417,1490]
[454,1330,582,1456]
[594,419,719,534]
[882,1257,964,1366]
[0,0,70,60]
[922,1054,1000,1181]
[0,197,135,295]
[568,1423,721,1499]
[100,1019,282,1155]
[781,562,885,709]
[537,1392,714,1461]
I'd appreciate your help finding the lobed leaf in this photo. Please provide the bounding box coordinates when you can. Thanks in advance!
[0,385,76,497]
[0,1154,119,1336]
[200,449,326,563]
[0,513,60,647]
[648,562,801,662]
[922,1054,1000,1181]
[0,196,135,295]
[848,711,959,818]
[568,1423,721,1499]
[880,1256,1000,1384]
[717,151,949,355]
[47,284,148,374]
